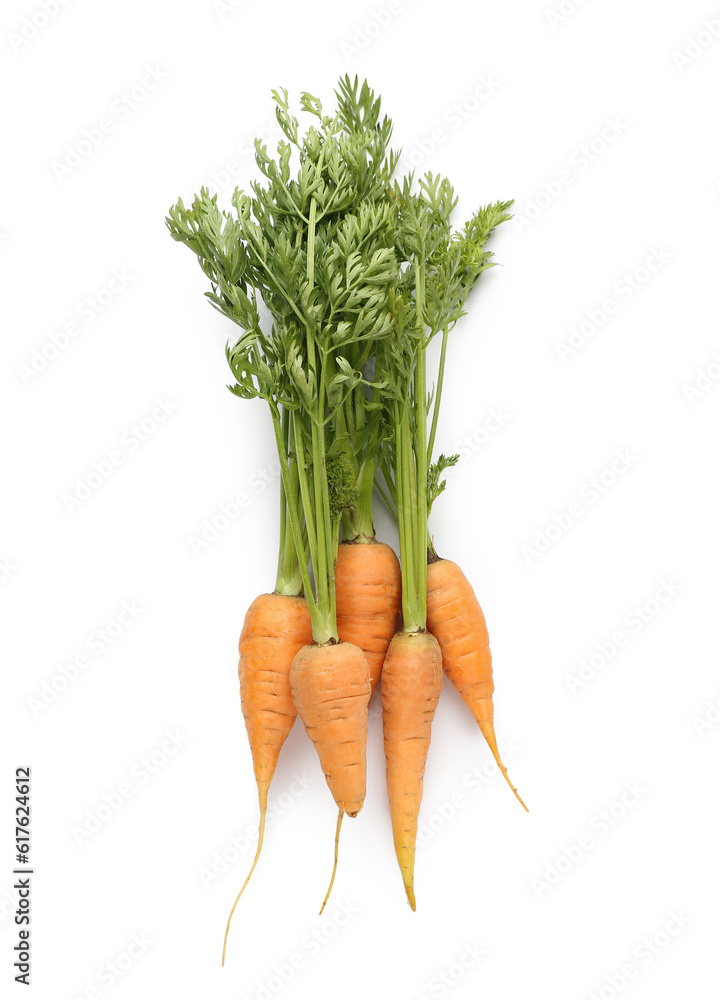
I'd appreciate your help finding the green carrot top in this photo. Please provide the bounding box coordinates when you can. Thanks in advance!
[167,77,402,643]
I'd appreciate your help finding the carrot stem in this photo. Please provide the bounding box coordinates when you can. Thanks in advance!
[426,326,449,467]
[292,409,317,573]
[403,415,419,629]
[344,379,381,542]
[413,259,429,630]
[270,404,317,627]
[275,407,305,596]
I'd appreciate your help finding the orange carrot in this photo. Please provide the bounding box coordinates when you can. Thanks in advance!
[335,539,402,693]
[382,630,443,910]
[239,593,313,807]
[426,557,527,810]
[290,640,371,817]
[222,592,312,965]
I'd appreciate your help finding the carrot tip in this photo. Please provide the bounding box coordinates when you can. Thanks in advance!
[404,883,417,911]
[478,720,529,812]
[498,764,528,811]
[319,809,343,915]
[221,788,268,966]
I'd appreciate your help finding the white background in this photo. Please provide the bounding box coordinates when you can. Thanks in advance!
[2,0,719,997]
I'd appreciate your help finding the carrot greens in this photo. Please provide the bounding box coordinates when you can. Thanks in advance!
[167,78,401,642]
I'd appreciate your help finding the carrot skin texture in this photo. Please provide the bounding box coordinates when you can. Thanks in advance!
[335,539,402,693]
[223,592,313,966]
[426,559,493,719]
[290,641,371,817]
[426,558,527,809]
[239,593,313,796]
[382,630,443,910]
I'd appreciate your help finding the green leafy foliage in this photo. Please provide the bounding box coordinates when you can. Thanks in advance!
[427,453,459,511]
[326,453,359,520]
[166,76,512,630]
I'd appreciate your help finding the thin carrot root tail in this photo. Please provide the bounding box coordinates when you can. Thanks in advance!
[221,786,268,967]
[426,559,528,813]
[478,720,528,812]
[319,809,344,915]
[393,840,418,911]
[399,859,417,911]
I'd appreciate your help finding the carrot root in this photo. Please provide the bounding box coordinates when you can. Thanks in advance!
[479,719,528,811]
[222,593,312,966]
[290,641,371,817]
[222,785,268,967]
[426,558,528,812]
[319,808,344,915]
[335,540,402,694]
[382,631,443,911]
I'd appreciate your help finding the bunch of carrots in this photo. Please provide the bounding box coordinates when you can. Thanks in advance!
[166,76,526,964]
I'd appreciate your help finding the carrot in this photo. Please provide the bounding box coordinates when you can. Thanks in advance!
[239,593,313,816]
[222,592,312,964]
[166,75,521,933]
[382,630,443,909]
[290,641,371,817]
[220,407,314,965]
[335,538,402,693]
[426,557,527,810]
[374,178,518,908]
[375,222,440,907]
